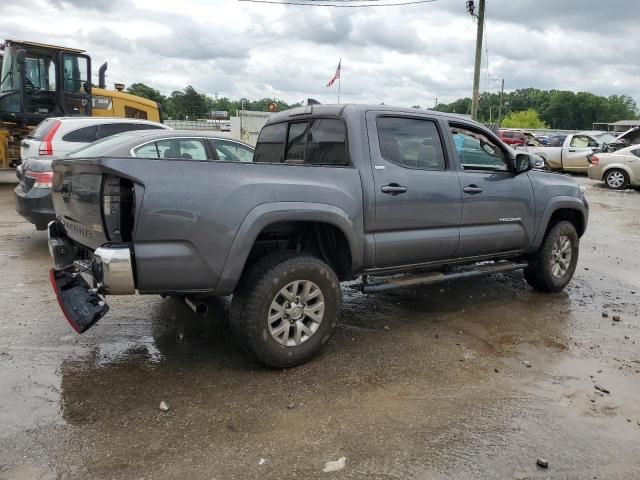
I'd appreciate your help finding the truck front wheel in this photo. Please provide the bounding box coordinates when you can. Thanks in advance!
[231,252,342,368]
[524,221,579,292]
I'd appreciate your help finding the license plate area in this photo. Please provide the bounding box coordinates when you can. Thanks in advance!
[49,268,109,334]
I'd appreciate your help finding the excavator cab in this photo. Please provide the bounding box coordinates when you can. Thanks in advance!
[0,40,92,126]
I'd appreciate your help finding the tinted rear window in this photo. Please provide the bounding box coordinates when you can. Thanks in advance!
[97,123,155,139]
[62,125,98,143]
[255,119,348,166]
[254,123,287,163]
[306,119,348,165]
[29,119,58,140]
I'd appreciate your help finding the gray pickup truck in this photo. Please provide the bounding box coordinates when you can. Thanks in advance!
[48,104,588,367]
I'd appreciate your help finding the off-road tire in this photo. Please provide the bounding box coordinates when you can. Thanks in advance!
[524,221,579,292]
[604,169,629,190]
[231,251,342,368]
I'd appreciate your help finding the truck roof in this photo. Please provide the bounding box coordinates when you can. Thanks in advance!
[266,104,479,125]
[5,39,86,54]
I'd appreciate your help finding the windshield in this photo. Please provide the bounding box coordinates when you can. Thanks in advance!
[0,45,57,94]
[67,133,135,158]
[0,45,20,93]
[593,132,617,144]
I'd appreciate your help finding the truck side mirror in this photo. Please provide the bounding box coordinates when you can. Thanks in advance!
[514,153,533,173]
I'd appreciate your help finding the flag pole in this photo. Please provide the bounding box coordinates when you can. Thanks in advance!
[338,58,341,104]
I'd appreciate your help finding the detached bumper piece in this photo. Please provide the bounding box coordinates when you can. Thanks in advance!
[49,268,109,334]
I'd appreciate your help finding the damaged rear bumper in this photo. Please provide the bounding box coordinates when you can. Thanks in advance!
[47,220,136,333]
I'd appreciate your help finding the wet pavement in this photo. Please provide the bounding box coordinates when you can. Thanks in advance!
[1,177,639,479]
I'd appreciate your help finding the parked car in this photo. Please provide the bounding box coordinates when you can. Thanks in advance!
[499,130,538,147]
[518,133,604,172]
[499,130,528,146]
[47,104,588,367]
[534,135,550,145]
[588,145,640,189]
[601,127,640,153]
[15,128,251,230]
[19,117,170,162]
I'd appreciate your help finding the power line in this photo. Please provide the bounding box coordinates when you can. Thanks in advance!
[238,0,437,6]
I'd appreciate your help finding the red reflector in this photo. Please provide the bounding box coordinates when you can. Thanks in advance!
[38,120,62,156]
[590,155,599,166]
[25,170,54,188]
[49,269,82,334]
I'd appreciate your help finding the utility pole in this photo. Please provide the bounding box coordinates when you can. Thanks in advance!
[470,0,485,121]
[497,78,504,126]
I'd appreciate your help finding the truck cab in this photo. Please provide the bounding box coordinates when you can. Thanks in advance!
[47,104,588,367]
[0,40,91,125]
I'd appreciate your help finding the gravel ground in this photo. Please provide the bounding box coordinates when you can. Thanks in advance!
[0,175,639,479]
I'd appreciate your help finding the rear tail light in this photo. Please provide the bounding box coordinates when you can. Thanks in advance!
[102,175,135,242]
[25,170,54,188]
[590,155,599,166]
[38,120,61,156]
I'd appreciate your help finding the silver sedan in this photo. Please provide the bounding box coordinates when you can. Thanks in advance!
[588,145,640,189]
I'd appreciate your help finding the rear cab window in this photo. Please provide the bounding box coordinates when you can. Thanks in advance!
[254,118,348,166]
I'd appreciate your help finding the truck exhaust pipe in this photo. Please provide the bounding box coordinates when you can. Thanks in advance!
[184,295,208,315]
[98,62,108,89]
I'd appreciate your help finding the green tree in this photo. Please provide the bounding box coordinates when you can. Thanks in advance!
[168,85,207,120]
[126,82,165,104]
[501,109,549,128]
[126,82,172,117]
[436,88,638,129]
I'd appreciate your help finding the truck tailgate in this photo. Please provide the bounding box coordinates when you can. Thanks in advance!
[51,158,110,250]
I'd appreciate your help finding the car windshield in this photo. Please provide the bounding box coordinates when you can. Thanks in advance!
[67,132,137,158]
[593,132,617,144]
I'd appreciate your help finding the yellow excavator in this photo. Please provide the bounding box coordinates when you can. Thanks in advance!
[0,40,161,169]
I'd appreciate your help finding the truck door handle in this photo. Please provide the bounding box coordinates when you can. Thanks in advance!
[463,185,484,194]
[381,183,407,195]
[568,149,576,152]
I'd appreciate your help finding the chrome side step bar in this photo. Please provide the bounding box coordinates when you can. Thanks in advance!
[361,260,528,293]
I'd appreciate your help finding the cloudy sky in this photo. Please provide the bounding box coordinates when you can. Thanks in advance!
[2,0,638,107]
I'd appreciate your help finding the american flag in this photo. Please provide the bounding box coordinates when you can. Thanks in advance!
[326,60,341,87]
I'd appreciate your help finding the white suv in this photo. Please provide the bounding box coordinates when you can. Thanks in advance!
[20,117,171,161]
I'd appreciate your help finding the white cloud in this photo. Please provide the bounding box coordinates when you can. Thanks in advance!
[1,0,638,106]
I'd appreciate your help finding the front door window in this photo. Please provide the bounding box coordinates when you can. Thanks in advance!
[451,126,508,172]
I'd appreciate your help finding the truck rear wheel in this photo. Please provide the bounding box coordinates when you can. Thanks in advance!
[231,252,342,368]
[524,221,579,292]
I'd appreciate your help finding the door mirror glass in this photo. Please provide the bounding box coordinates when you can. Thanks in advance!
[515,153,533,173]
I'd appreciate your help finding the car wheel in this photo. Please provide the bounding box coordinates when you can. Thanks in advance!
[524,221,579,293]
[231,251,342,368]
[604,169,629,190]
